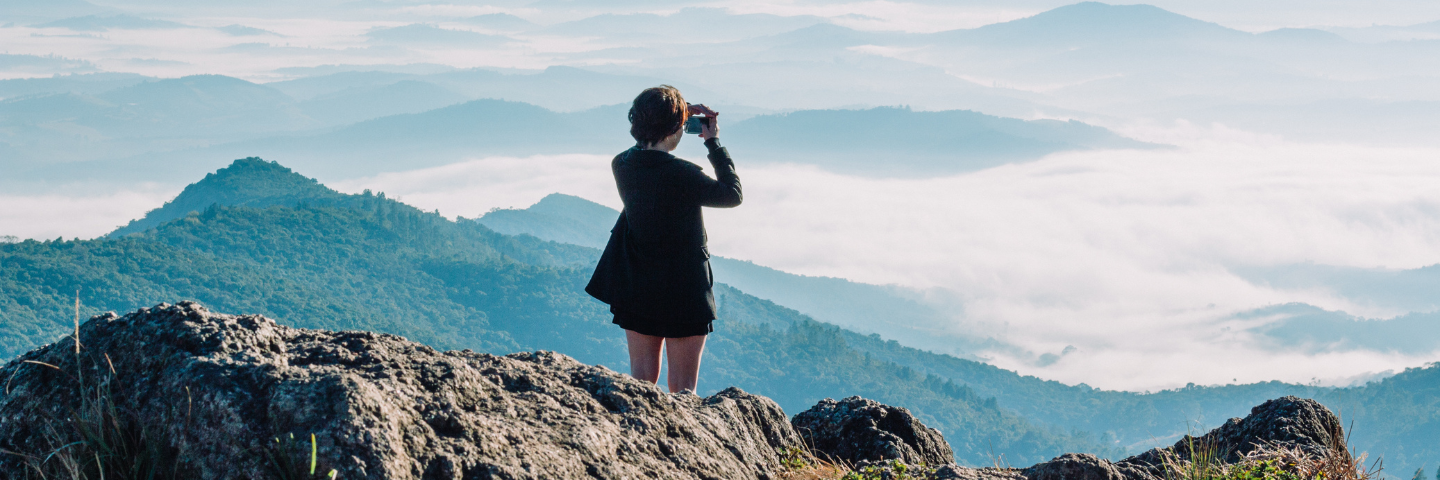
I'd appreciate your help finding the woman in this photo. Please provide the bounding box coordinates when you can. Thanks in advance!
[585,85,742,393]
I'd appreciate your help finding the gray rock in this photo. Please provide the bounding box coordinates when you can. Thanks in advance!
[1116,396,1346,479]
[0,302,1351,480]
[931,396,1345,480]
[932,464,1027,480]
[792,396,955,466]
[1022,453,1129,480]
[0,302,802,479]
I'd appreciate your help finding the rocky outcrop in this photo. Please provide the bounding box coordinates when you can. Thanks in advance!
[1115,396,1348,480]
[785,396,1347,480]
[0,302,800,479]
[793,396,955,466]
[0,302,1351,480]
[929,396,1348,480]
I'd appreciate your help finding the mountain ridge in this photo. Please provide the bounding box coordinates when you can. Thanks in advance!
[931,2,1250,46]
[0,157,1116,465]
[8,157,1440,472]
[110,157,342,237]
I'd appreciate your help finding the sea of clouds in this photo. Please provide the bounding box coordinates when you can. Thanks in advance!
[7,0,1440,391]
[323,124,1440,391]
[6,122,1440,391]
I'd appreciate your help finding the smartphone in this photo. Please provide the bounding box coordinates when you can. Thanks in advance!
[685,116,708,134]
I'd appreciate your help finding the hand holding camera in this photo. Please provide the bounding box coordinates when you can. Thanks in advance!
[685,103,719,140]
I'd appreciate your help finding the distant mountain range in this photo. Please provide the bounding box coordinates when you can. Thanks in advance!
[293,80,470,126]
[932,2,1248,47]
[1,70,1159,182]
[6,1,1440,150]
[265,66,722,112]
[726,106,1161,176]
[0,0,108,22]
[32,14,188,31]
[0,74,320,164]
[204,100,1155,178]
[8,1,1439,184]
[3,157,1121,466]
[0,72,147,100]
[547,2,1440,145]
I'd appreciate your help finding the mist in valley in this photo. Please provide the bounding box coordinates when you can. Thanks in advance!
[5,0,1440,395]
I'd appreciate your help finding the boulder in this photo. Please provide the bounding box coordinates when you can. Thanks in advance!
[0,302,801,480]
[1022,453,1127,480]
[1116,396,1347,479]
[933,396,1348,480]
[792,396,955,466]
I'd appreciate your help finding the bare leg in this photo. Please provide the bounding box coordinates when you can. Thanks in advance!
[625,329,664,383]
[664,335,707,393]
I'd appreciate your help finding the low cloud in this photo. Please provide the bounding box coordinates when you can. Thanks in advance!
[0,185,178,240]
[329,153,622,218]
[10,135,1440,391]
[332,134,1440,391]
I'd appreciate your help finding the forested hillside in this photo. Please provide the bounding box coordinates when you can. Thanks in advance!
[0,158,1117,466]
[6,157,1440,471]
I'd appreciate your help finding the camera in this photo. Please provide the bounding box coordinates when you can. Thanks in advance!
[685,116,710,134]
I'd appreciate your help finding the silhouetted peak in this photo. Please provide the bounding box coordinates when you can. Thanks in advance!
[198,157,334,196]
[528,193,616,219]
[100,74,295,108]
[109,157,341,237]
[951,1,1245,44]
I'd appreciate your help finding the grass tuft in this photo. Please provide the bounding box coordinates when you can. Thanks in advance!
[2,353,189,479]
[1158,422,1381,480]
[776,443,935,480]
[265,432,338,480]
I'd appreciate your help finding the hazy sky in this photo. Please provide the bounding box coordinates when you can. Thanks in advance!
[5,1,1440,391]
[6,1,1440,81]
[724,0,1440,32]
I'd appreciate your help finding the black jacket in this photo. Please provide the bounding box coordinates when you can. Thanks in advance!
[585,138,742,322]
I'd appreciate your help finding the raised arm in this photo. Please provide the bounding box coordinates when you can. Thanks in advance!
[691,137,742,208]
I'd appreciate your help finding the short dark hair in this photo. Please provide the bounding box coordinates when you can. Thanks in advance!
[629,85,687,146]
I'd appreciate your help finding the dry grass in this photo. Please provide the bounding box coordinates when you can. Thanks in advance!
[0,294,191,479]
[777,444,847,480]
[1158,423,1382,480]
[779,462,851,480]
[775,444,941,480]
[775,443,859,480]
[1235,439,1381,480]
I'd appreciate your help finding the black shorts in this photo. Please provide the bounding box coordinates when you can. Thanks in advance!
[611,306,713,338]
